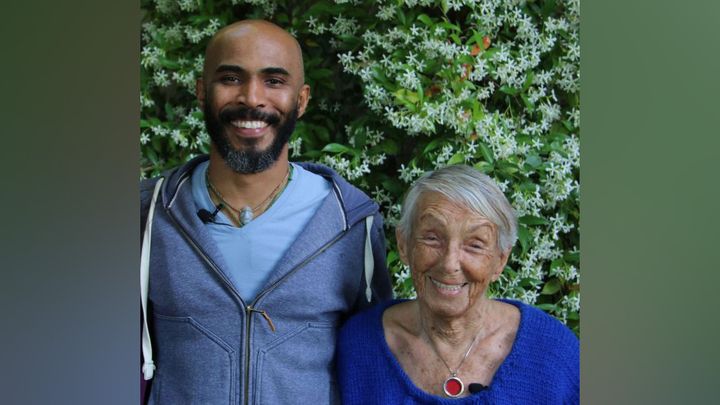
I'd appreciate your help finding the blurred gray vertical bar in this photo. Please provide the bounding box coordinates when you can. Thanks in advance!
[0,0,140,404]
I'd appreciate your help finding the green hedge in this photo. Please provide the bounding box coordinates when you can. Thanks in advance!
[140,0,580,334]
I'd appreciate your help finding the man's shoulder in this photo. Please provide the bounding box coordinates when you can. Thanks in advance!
[140,155,209,204]
[341,299,398,337]
[295,161,379,223]
[140,176,161,193]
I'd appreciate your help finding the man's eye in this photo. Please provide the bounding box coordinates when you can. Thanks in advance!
[266,78,284,85]
[221,76,240,83]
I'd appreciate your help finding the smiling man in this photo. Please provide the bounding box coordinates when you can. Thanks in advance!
[140,20,392,405]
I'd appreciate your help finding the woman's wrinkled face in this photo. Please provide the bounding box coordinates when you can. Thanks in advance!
[397,192,509,319]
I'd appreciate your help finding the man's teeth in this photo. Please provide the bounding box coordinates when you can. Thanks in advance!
[430,278,465,291]
[232,120,268,129]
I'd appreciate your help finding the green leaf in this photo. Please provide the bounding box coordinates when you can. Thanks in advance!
[471,101,485,121]
[377,139,399,155]
[499,85,519,96]
[541,278,562,295]
[394,89,419,108]
[447,152,465,165]
[521,93,535,111]
[417,14,433,26]
[159,57,180,70]
[387,250,399,266]
[381,177,404,195]
[405,90,419,104]
[423,138,443,154]
[522,71,535,91]
[479,143,494,164]
[564,251,580,264]
[520,277,542,288]
[542,0,558,17]
[440,0,449,15]
[151,135,163,151]
[438,21,461,32]
[314,126,330,143]
[310,68,333,80]
[525,154,542,169]
[304,2,333,16]
[535,303,557,312]
[322,143,352,154]
[481,48,498,59]
[519,215,549,226]
[517,224,530,253]
[469,32,485,46]
[303,150,322,159]
[146,148,159,165]
[498,163,519,176]
[397,8,406,26]
[473,161,494,173]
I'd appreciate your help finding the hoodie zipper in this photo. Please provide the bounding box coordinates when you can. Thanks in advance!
[163,179,355,405]
[165,208,250,405]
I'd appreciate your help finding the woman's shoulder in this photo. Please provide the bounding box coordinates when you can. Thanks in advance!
[498,299,577,341]
[339,299,404,341]
[495,299,579,372]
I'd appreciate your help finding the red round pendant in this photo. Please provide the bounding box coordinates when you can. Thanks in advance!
[443,376,464,397]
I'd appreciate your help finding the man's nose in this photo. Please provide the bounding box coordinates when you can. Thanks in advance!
[238,78,266,108]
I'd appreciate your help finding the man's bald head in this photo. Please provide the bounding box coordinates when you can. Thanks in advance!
[196,19,311,174]
[202,20,305,85]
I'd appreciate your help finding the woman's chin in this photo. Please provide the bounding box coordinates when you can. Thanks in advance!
[421,293,472,319]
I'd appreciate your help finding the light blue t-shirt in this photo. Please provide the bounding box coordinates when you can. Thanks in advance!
[191,160,331,302]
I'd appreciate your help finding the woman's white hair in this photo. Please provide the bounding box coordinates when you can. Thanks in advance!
[397,165,518,252]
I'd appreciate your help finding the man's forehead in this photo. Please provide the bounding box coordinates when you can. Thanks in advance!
[205,21,302,73]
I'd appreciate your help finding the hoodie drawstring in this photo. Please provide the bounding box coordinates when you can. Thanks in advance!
[141,178,164,380]
[364,215,375,303]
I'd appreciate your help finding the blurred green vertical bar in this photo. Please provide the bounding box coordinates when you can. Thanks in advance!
[583,0,720,403]
[0,1,140,404]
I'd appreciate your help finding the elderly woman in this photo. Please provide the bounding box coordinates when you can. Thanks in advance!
[337,165,579,404]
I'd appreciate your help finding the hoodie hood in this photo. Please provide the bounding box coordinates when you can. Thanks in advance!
[296,161,379,230]
[143,155,380,231]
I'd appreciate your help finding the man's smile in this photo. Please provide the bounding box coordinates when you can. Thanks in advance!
[231,120,270,129]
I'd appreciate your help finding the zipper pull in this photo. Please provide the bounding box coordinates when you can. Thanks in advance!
[248,306,276,332]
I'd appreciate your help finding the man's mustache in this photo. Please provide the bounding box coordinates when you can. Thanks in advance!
[219,106,281,126]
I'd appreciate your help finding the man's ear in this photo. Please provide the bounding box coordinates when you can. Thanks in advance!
[196,78,205,109]
[296,84,311,118]
[396,228,409,265]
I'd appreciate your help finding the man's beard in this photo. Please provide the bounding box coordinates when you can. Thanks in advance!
[204,101,298,174]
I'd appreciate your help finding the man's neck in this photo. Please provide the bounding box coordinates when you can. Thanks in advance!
[206,149,290,211]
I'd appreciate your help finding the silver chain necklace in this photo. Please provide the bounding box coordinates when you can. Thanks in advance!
[426,331,482,398]
[206,166,291,226]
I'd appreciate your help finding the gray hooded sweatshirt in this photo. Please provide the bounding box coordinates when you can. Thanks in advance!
[140,156,392,404]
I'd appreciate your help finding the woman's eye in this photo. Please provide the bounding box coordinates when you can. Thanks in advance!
[468,241,485,250]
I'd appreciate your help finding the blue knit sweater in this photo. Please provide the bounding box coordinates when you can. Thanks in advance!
[337,299,579,404]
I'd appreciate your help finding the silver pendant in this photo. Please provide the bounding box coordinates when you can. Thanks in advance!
[239,206,253,225]
[443,375,464,397]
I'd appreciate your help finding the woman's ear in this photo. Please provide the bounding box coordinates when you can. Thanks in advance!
[396,228,409,265]
[490,249,511,282]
